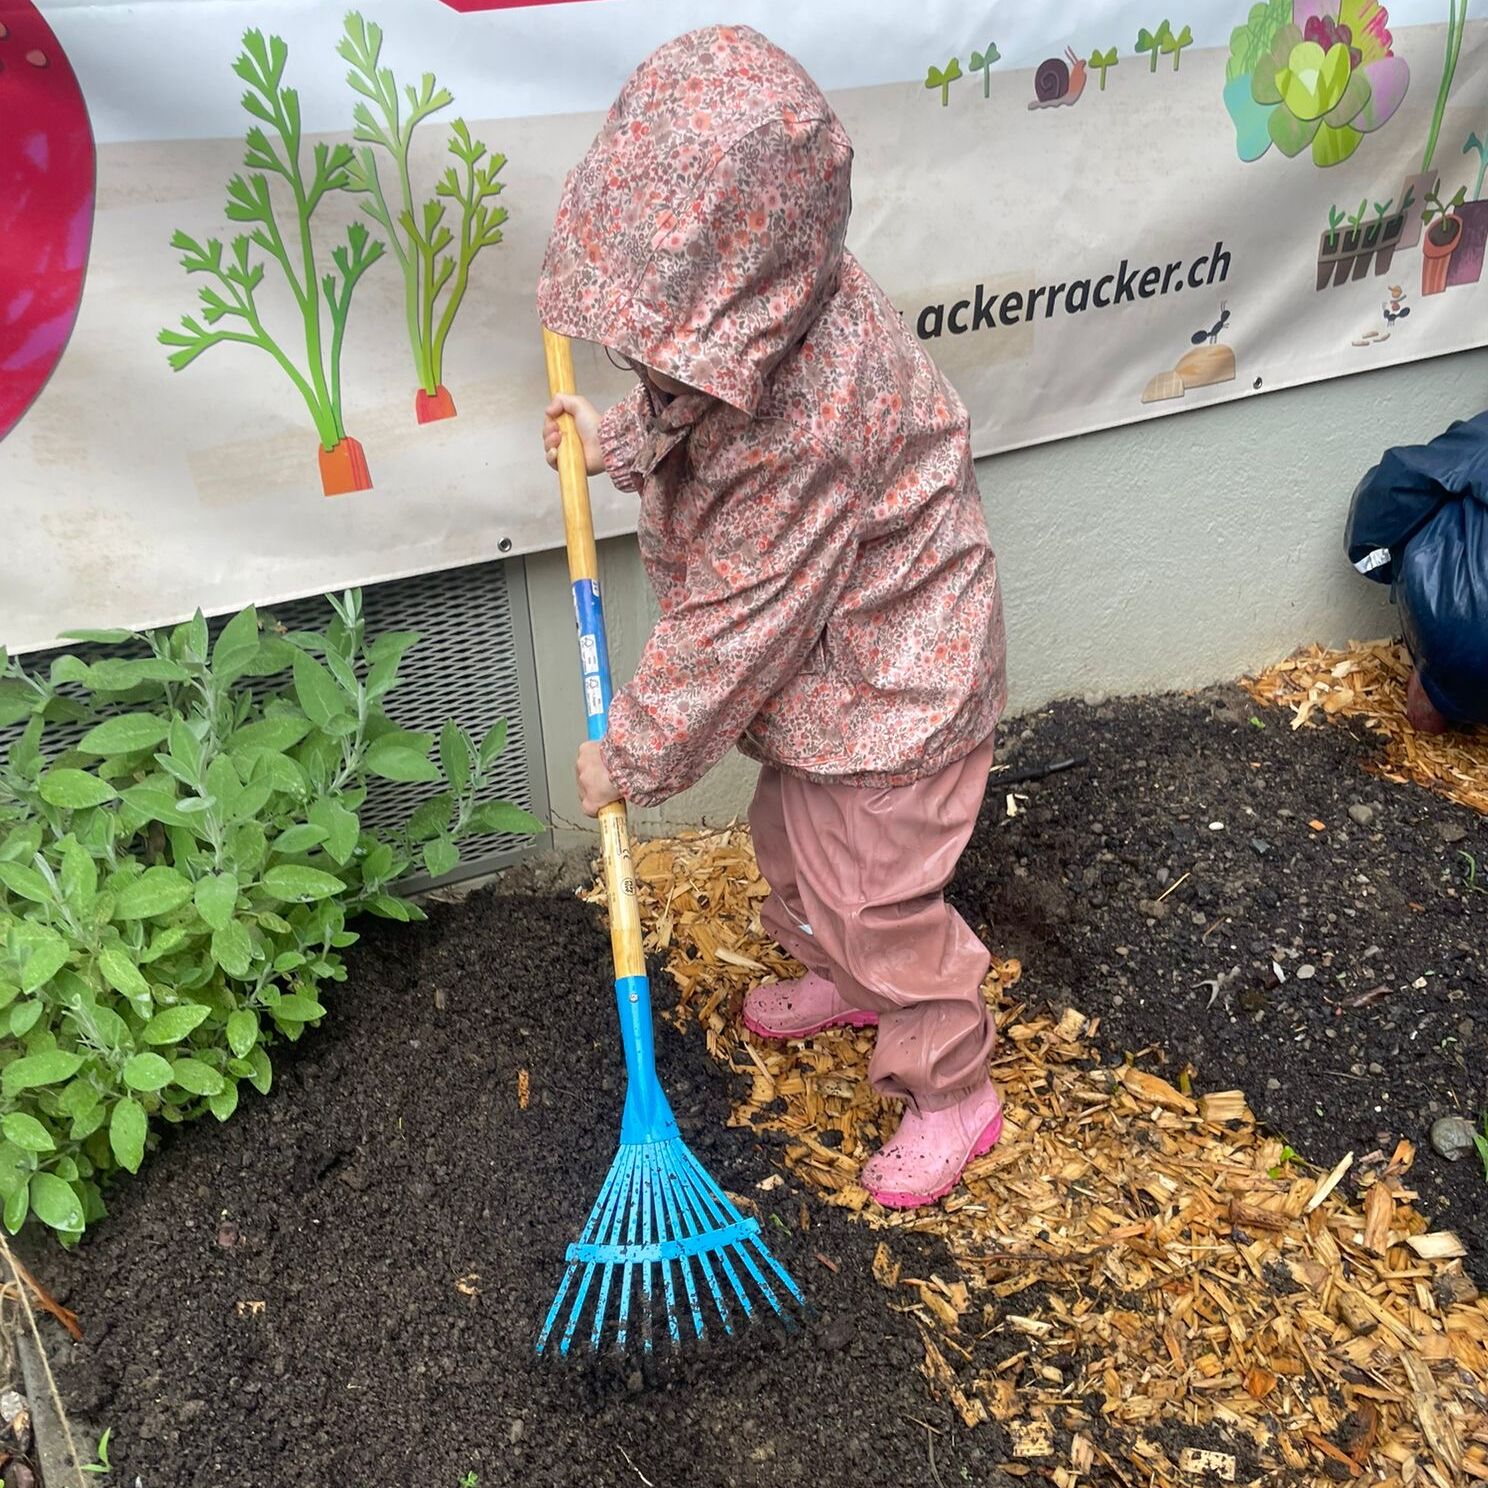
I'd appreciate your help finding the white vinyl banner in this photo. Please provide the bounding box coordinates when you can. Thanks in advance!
[2,0,1486,650]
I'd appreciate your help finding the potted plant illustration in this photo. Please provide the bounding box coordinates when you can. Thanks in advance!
[1400,0,1467,247]
[1420,186,1466,295]
[1317,205,1349,290]
[1088,47,1119,90]
[1348,198,1396,281]
[337,13,508,424]
[1445,190,1488,289]
[159,29,384,497]
[1372,186,1413,277]
[1340,198,1368,264]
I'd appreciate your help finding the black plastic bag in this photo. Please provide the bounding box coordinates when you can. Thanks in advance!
[1345,411,1488,725]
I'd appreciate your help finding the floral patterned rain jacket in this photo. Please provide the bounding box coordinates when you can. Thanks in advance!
[537,24,1006,807]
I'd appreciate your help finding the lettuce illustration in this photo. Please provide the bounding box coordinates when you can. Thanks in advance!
[1223,0,1408,166]
[1226,0,1292,82]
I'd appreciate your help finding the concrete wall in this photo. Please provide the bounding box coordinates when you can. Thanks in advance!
[529,349,1488,841]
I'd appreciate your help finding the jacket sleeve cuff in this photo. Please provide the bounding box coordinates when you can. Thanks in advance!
[599,697,681,809]
[600,732,662,809]
[599,387,648,494]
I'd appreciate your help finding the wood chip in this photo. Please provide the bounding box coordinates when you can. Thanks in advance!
[1305,1149,1354,1212]
[1339,1401,1381,1466]
[1230,1199,1289,1232]
[1009,1420,1054,1459]
[1337,1288,1380,1337]
[1178,1448,1235,1480]
[1199,1090,1249,1123]
[1116,1065,1197,1114]
[1306,1431,1364,1478]
[1402,1353,1465,1481]
[1244,1366,1277,1399]
[871,1243,900,1291]
[1407,1232,1467,1261]
[1071,1433,1094,1474]
[1363,1181,1394,1256]
[517,1069,530,1110]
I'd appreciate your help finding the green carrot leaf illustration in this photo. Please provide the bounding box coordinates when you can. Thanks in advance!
[160,28,383,496]
[338,12,507,423]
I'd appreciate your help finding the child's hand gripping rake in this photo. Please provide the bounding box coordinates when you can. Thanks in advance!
[537,331,805,1356]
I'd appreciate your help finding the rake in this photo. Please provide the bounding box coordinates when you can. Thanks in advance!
[536,330,805,1356]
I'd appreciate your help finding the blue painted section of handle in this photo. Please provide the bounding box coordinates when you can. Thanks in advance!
[615,974,678,1144]
[573,578,613,742]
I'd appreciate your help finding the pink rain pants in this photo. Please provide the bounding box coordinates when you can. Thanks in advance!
[748,736,997,1111]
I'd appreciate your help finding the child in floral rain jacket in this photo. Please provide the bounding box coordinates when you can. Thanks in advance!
[538,25,1008,1209]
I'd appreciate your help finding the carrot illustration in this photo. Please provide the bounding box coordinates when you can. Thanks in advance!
[159,30,384,496]
[338,13,508,424]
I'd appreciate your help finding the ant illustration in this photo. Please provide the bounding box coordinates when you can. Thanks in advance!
[1191,302,1231,346]
[1382,285,1410,326]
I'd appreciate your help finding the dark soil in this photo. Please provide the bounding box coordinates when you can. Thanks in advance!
[36,893,1016,1488]
[956,686,1488,1276]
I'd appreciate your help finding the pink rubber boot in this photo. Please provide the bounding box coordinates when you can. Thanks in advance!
[742,971,879,1040]
[861,1080,1003,1210]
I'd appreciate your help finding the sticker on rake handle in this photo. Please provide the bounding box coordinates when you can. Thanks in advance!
[571,579,613,737]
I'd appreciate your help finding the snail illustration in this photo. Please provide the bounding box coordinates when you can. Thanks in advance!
[1028,48,1087,110]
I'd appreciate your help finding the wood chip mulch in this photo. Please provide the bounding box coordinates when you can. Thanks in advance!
[587,827,1488,1488]
[1243,639,1488,817]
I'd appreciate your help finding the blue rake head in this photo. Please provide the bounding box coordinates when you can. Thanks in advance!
[537,975,805,1356]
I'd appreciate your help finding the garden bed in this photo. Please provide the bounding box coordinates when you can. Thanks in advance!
[33,892,1003,1488]
[18,677,1488,1487]
[965,682,1487,1267]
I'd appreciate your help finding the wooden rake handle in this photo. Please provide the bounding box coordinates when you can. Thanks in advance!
[542,329,647,984]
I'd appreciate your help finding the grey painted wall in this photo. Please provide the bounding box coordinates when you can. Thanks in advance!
[528,349,1488,841]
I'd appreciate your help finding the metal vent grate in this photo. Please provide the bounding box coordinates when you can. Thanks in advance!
[1,561,549,888]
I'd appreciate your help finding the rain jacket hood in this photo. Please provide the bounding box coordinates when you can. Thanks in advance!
[537,24,853,414]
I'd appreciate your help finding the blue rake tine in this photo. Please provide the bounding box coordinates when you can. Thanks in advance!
[682,1145,805,1314]
[671,1156,753,1325]
[591,1147,643,1353]
[539,330,806,1356]
[538,1144,632,1354]
[653,1142,707,1341]
[639,1151,659,1354]
[614,1149,645,1353]
[564,1147,638,1353]
[573,1146,639,1355]
[646,1147,683,1348]
[664,1152,736,1336]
